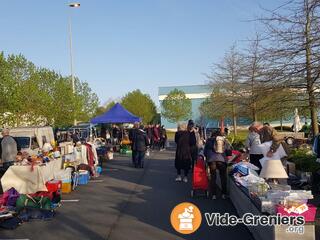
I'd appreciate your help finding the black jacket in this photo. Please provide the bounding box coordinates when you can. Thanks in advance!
[132,129,148,152]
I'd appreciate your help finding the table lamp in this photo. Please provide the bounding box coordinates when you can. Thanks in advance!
[259,160,288,184]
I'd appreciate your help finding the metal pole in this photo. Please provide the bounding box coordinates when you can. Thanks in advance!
[68,14,75,94]
[68,3,79,126]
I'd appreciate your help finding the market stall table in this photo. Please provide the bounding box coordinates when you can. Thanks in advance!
[229,177,315,240]
[1,158,63,194]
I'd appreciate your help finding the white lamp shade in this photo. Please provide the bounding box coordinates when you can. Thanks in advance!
[259,160,288,179]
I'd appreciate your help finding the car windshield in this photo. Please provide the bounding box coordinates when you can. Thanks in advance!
[14,137,30,149]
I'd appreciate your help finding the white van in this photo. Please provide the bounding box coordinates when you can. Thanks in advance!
[0,126,55,155]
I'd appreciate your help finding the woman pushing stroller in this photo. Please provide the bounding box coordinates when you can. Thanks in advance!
[204,130,232,200]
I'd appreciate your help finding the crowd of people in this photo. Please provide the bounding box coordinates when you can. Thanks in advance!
[174,119,232,200]
[101,124,168,151]
[127,123,168,168]
[245,122,289,173]
[174,120,291,200]
[174,120,204,183]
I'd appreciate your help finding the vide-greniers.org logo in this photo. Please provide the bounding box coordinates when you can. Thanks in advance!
[204,213,305,227]
[170,202,202,234]
[170,203,305,235]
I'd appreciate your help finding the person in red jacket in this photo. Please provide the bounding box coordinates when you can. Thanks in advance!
[153,124,160,150]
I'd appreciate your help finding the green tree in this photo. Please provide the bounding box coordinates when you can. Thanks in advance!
[161,89,191,123]
[74,78,100,123]
[0,52,100,128]
[121,90,157,124]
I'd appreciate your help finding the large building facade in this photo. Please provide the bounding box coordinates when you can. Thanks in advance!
[159,84,305,131]
[158,85,212,130]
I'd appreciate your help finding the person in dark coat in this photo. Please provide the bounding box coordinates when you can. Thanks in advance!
[72,130,81,145]
[129,122,140,166]
[145,125,154,148]
[132,125,149,168]
[153,124,161,150]
[187,120,198,168]
[175,123,191,183]
[160,125,167,151]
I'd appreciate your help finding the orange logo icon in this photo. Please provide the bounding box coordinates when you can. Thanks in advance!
[170,202,202,234]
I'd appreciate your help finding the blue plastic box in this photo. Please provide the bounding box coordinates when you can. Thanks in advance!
[78,171,89,185]
[96,166,102,174]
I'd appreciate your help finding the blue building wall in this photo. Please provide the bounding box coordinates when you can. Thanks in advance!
[159,85,310,130]
[159,85,212,130]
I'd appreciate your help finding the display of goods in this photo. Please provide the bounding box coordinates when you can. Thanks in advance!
[269,184,291,191]
[267,190,289,205]
[277,204,317,222]
[284,197,308,208]
[261,200,276,215]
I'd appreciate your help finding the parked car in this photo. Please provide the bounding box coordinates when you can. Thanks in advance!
[68,123,97,142]
[0,126,55,156]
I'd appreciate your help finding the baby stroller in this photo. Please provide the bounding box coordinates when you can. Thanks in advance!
[191,152,209,198]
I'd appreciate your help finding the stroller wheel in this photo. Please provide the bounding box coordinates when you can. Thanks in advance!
[191,190,194,198]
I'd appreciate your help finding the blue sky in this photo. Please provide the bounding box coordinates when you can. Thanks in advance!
[0,0,281,107]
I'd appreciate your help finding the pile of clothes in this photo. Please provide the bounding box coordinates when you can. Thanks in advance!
[0,185,60,230]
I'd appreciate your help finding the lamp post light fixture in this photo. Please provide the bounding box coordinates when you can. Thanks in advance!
[68,2,80,126]
[69,2,80,8]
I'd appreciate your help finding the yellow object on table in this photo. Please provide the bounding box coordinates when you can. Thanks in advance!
[63,161,77,169]
[121,139,131,145]
[61,182,72,193]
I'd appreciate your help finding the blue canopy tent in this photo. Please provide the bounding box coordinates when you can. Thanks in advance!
[91,103,141,124]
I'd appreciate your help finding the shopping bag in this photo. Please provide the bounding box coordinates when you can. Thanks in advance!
[16,195,52,211]
[146,149,150,157]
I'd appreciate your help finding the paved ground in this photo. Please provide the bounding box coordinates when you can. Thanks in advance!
[0,150,254,240]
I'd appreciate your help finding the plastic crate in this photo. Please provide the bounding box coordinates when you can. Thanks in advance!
[78,171,89,185]
[61,180,72,194]
[96,166,102,174]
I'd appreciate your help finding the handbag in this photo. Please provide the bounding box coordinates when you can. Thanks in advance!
[16,194,52,211]
[2,188,20,207]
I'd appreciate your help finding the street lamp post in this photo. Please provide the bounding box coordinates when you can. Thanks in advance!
[68,2,80,126]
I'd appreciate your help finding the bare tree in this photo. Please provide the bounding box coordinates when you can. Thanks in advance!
[206,45,245,135]
[260,0,320,135]
[241,35,266,121]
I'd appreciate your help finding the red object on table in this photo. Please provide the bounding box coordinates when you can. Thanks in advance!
[227,150,242,163]
[46,180,62,192]
[276,204,317,222]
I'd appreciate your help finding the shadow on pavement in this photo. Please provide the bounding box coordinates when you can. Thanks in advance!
[0,151,253,240]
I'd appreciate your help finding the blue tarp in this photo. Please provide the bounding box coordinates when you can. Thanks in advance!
[90,103,141,124]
